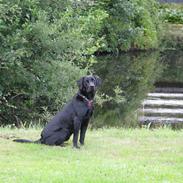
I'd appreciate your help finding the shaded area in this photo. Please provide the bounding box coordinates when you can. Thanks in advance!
[140,50,183,129]
[92,51,164,127]
[159,50,183,83]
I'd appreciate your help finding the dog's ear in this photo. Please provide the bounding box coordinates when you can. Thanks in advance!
[93,75,102,87]
[77,77,84,90]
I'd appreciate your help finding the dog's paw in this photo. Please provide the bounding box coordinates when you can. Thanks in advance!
[80,142,84,146]
[72,145,80,149]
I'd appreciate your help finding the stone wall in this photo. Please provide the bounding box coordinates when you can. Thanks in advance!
[158,0,183,3]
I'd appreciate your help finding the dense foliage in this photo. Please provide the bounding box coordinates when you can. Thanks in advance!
[160,3,183,24]
[93,51,163,128]
[99,0,161,52]
[0,0,105,126]
[162,8,183,24]
[159,3,183,50]
[0,0,161,127]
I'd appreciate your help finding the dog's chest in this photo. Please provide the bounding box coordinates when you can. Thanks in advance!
[75,102,93,120]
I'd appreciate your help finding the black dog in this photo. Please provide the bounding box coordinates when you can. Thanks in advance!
[13,75,101,148]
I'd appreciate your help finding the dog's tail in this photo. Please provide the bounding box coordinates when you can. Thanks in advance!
[13,139,40,143]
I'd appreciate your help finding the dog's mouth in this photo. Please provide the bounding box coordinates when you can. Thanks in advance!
[87,86,96,92]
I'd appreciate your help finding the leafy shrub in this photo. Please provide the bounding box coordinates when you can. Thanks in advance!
[0,0,106,126]
[159,4,183,50]
[0,0,163,127]
[97,0,161,52]
[161,8,183,24]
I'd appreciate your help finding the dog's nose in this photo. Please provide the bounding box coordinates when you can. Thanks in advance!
[89,82,95,87]
[90,85,95,91]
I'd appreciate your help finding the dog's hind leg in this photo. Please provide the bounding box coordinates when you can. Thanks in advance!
[55,130,71,146]
[43,129,71,146]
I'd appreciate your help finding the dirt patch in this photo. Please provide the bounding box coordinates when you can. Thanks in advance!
[0,134,18,139]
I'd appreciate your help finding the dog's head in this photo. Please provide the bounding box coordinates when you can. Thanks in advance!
[77,75,102,93]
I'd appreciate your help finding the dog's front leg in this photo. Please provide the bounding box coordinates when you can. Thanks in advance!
[73,116,81,148]
[80,119,89,145]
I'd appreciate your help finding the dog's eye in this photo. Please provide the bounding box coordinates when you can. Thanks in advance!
[86,80,89,83]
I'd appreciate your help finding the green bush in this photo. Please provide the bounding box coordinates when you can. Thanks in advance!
[160,3,183,24]
[98,0,161,52]
[159,4,183,50]
[0,0,163,127]
[161,8,183,24]
[0,0,106,126]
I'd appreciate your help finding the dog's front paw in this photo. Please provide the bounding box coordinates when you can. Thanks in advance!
[73,145,80,149]
[80,142,84,146]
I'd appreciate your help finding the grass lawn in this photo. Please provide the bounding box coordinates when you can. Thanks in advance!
[0,127,183,183]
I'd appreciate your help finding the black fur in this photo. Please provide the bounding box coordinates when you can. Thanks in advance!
[13,75,101,148]
[13,139,33,143]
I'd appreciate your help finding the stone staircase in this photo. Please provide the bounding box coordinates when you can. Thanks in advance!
[140,87,183,125]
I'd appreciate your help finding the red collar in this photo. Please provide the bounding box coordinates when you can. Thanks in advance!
[77,94,93,108]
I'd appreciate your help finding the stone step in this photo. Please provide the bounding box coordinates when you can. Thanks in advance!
[140,86,183,124]
[142,99,183,107]
[141,108,183,117]
[139,116,183,124]
[148,93,183,99]
[142,105,183,109]
[155,87,183,93]
[142,108,183,114]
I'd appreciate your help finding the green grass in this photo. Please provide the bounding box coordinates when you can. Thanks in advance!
[0,128,183,183]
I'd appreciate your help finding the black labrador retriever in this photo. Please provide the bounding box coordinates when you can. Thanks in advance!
[14,75,101,148]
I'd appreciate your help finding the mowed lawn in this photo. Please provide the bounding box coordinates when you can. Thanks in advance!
[0,128,183,183]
